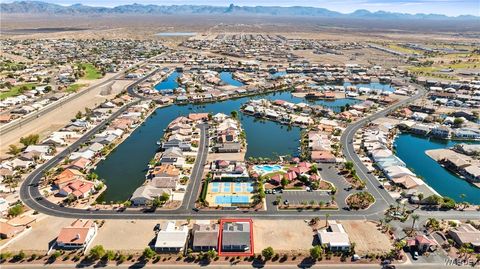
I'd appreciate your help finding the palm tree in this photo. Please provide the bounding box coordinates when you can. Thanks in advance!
[410,214,419,234]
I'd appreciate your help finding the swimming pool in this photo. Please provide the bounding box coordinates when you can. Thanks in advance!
[215,195,250,204]
[253,164,283,174]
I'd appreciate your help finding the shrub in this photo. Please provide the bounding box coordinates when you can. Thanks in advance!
[261,247,274,260]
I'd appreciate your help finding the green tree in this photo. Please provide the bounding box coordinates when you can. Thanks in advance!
[410,214,419,234]
[7,144,21,156]
[262,246,274,260]
[230,110,238,119]
[8,204,23,217]
[310,245,322,260]
[453,117,464,127]
[104,250,115,261]
[345,161,354,170]
[87,172,99,181]
[142,247,155,260]
[19,134,39,147]
[89,245,106,260]
[160,192,170,203]
[325,213,330,227]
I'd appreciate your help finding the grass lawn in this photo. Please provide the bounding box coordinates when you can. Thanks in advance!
[387,44,422,55]
[0,83,36,100]
[66,83,87,93]
[78,63,102,80]
[263,170,286,178]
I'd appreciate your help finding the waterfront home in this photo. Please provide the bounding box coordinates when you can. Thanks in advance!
[391,175,423,189]
[58,180,95,199]
[69,149,95,161]
[154,221,188,252]
[216,142,242,153]
[56,219,97,249]
[406,235,436,253]
[159,147,185,168]
[311,150,336,163]
[130,185,172,206]
[192,223,219,251]
[316,220,350,251]
[448,224,480,252]
[453,128,480,140]
[410,124,431,136]
[462,165,480,183]
[430,125,451,139]
[150,164,180,179]
[161,138,191,151]
[454,144,480,156]
[149,177,179,190]
[67,157,91,171]
[188,113,209,122]
[221,222,251,252]
[384,165,415,180]
[54,169,85,188]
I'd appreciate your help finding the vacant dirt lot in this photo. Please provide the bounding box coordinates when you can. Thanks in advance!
[341,220,391,255]
[1,215,72,253]
[91,219,166,252]
[254,219,315,253]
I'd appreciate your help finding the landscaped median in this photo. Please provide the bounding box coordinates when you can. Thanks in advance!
[346,191,375,210]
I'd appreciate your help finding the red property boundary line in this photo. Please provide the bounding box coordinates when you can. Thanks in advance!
[218,218,254,257]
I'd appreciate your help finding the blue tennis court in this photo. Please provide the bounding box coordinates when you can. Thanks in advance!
[223,183,231,192]
[210,182,220,193]
[215,195,250,204]
[234,183,242,192]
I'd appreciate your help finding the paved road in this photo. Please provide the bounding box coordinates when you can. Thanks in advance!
[18,80,480,220]
[0,74,122,136]
[340,88,424,208]
[181,123,209,210]
[0,262,475,269]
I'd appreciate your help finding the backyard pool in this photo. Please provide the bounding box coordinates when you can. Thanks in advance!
[253,164,283,175]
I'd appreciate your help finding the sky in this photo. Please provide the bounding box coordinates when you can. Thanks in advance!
[2,0,480,16]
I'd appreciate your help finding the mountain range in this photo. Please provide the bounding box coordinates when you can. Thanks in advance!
[1,1,478,20]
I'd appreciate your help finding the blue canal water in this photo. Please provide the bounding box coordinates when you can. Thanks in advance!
[394,133,480,204]
[95,90,361,202]
[219,72,244,87]
[154,71,180,91]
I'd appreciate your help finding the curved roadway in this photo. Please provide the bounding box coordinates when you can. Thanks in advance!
[19,81,480,220]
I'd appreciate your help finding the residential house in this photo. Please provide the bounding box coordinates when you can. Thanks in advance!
[448,224,480,252]
[58,180,95,199]
[154,221,188,252]
[316,220,350,251]
[160,147,185,168]
[407,235,436,253]
[130,185,172,206]
[221,222,251,252]
[192,223,219,251]
[56,219,97,249]
[54,169,85,188]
